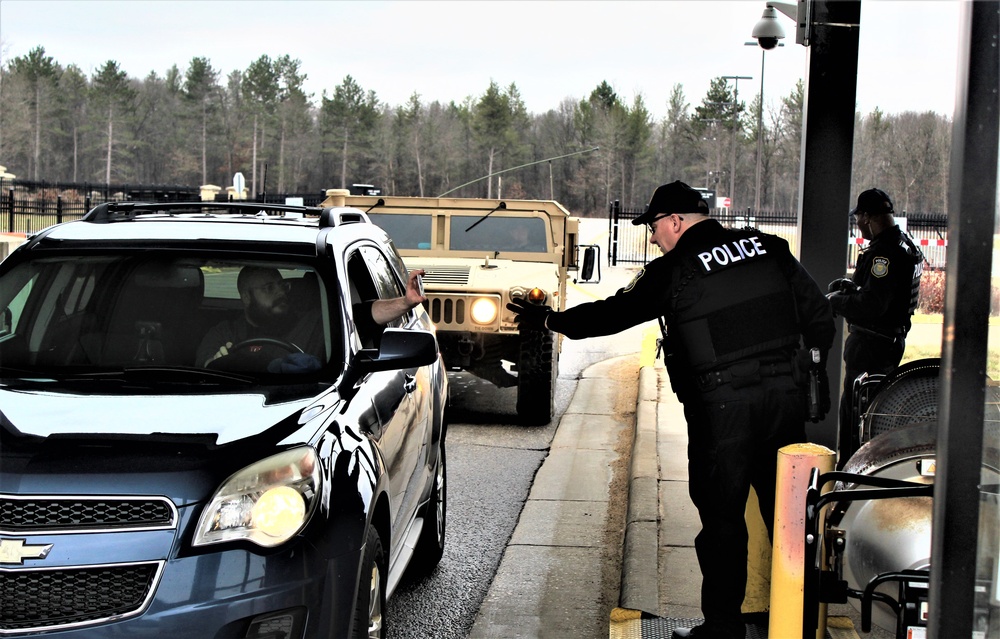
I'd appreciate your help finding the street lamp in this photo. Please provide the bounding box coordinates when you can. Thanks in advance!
[721,75,752,211]
[745,41,784,213]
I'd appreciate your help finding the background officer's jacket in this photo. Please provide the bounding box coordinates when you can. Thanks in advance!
[829,225,923,336]
[548,219,834,379]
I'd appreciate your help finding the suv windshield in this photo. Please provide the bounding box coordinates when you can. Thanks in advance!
[0,252,339,380]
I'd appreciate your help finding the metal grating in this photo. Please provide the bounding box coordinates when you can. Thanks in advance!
[0,496,175,533]
[863,373,939,440]
[420,266,471,285]
[0,562,161,632]
[610,616,770,639]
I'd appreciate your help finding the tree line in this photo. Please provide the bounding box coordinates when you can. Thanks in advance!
[0,46,952,217]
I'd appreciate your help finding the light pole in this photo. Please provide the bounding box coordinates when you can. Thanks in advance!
[721,75,752,210]
[745,41,784,213]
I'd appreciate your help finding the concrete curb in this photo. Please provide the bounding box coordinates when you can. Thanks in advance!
[619,365,660,614]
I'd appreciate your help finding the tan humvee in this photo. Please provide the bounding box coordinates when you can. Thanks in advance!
[322,190,598,425]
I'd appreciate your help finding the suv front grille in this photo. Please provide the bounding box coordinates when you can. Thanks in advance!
[0,561,163,633]
[0,496,176,534]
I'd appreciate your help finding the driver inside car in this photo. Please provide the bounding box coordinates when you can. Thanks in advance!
[196,266,425,371]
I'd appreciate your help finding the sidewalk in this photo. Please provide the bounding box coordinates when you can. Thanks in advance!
[614,363,884,639]
[469,342,880,639]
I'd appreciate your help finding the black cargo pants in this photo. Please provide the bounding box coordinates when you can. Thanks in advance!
[838,330,905,454]
[681,371,806,637]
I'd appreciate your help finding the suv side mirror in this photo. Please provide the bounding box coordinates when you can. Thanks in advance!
[358,329,438,371]
[575,245,601,284]
[341,328,439,395]
[0,308,11,337]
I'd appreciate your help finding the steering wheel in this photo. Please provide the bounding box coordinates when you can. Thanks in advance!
[226,337,303,356]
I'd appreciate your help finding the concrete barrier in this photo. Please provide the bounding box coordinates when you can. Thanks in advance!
[1,234,26,263]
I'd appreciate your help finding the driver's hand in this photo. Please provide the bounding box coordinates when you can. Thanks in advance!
[206,341,233,365]
[405,269,427,307]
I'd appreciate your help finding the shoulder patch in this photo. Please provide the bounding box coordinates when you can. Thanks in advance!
[624,268,645,292]
[872,256,889,278]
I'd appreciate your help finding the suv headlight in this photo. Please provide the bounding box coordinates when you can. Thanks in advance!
[194,446,321,548]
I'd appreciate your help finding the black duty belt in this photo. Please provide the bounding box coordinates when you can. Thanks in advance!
[696,359,794,392]
[848,324,905,342]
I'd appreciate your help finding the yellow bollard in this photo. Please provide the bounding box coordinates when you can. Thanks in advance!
[742,487,772,615]
[768,443,836,639]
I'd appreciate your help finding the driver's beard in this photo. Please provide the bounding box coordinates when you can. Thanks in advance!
[246,299,290,334]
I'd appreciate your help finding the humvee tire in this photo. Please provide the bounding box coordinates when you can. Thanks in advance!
[516,326,555,425]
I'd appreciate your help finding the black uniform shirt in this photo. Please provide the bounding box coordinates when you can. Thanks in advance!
[548,219,834,357]
[830,225,923,335]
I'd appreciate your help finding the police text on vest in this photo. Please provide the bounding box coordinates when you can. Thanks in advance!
[697,237,767,272]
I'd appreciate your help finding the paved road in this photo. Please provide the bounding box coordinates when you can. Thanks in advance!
[387,221,648,638]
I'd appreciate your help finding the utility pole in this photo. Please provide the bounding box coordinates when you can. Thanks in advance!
[722,75,752,210]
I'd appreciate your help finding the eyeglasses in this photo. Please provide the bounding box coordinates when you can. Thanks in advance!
[250,280,291,296]
[646,214,683,235]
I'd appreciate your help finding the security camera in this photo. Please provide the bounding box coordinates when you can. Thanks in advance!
[756,36,780,50]
[752,5,786,50]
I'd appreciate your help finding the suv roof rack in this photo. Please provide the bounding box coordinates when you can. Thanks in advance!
[81,201,371,228]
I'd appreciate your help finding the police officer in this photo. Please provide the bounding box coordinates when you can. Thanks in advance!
[508,181,835,639]
[828,188,923,460]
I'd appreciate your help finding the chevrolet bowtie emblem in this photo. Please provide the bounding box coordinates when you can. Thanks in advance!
[0,538,53,565]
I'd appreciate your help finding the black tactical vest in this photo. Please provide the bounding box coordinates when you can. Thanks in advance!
[667,227,801,373]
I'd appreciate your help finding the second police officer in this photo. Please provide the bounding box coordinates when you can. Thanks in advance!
[827,187,923,461]
[508,181,835,639]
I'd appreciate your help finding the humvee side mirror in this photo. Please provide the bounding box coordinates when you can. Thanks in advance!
[575,245,600,284]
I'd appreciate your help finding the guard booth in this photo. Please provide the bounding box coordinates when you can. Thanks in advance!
[349,184,382,196]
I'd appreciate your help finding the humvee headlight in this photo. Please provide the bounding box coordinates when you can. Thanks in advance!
[194,446,320,548]
[471,297,499,324]
[527,287,547,304]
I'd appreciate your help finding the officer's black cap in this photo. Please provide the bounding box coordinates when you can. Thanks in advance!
[851,188,894,217]
[632,181,709,226]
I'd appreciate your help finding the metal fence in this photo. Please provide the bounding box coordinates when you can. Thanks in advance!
[608,200,949,271]
[0,179,331,235]
[0,179,201,235]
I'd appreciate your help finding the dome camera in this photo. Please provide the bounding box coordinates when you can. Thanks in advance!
[752,5,786,50]
[756,36,780,50]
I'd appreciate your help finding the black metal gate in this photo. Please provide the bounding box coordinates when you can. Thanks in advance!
[608,200,656,266]
[608,199,947,269]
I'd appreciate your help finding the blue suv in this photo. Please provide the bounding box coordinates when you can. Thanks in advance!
[0,201,448,638]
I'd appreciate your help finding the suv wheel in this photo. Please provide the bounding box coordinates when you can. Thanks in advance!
[409,438,446,575]
[516,327,555,425]
[352,526,386,639]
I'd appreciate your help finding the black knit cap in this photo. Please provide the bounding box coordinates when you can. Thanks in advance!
[632,181,709,226]
[851,188,894,217]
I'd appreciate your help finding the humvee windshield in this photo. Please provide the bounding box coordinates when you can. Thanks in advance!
[368,213,433,250]
[369,213,548,253]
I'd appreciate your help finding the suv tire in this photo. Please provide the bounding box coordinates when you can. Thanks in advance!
[409,438,446,575]
[352,526,386,639]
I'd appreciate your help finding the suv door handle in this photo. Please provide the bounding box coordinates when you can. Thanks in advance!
[403,374,417,394]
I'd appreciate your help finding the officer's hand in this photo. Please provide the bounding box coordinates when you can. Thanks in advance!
[506,298,551,331]
[827,278,859,295]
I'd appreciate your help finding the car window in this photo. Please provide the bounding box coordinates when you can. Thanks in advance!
[346,244,409,349]
[449,215,548,253]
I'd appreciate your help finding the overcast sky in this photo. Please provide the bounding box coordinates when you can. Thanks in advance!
[1,0,963,121]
